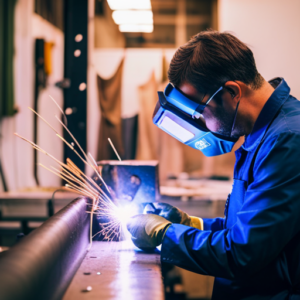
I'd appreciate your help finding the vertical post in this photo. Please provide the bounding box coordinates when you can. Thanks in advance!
[33,38,45,185]
[175,0,187,47]
[211,0,219,30]
[64,0,88,172]
[86,0,95,174]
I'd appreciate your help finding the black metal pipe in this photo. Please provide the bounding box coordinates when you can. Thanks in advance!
[0,197,90,300]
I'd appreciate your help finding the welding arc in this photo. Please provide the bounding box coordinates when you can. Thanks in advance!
[15,134,118,243]
[55,115,90,163]
[66,158,111,204]
[87,153,111,194]
[55,115,111,195]
[15,132,103,245]
[108,138,122,161]
[27,105,109,197]
[28,107,59,135]
[92,213,121,240]
[16,100,124,244]
[52,166,99,198]
[91,199,122,241]
[15,133,67,169]
[64,158,111,231]
[39,163,96,199]
[49,95,68,127]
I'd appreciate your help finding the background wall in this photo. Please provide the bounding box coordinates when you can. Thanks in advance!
[218,0,300,99]
[87,48,175,176]
[94,0,125,48]
[0,0,64,192]
[3,0,300,191]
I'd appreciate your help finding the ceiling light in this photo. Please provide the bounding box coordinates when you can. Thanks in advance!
[119,24,153,33]
[112,10,153,25]
[107,0,151,10]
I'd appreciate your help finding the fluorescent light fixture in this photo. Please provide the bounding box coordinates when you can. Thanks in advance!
[160,116,195,143]
[112,10,153,25]
[107,0,151,10]
[119,24,153,33]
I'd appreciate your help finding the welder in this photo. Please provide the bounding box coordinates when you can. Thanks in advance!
[127,30,300,299]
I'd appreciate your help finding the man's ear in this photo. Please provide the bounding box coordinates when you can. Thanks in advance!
[224,81,242,102]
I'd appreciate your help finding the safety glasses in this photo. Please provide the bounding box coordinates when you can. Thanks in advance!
[152,85,237,157]
[153,91,208,142]
[164,83,223,119]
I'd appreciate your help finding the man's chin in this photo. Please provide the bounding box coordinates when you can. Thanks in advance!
[212,127,232,138]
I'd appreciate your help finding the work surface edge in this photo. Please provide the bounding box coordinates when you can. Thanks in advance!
[63,241,164,300]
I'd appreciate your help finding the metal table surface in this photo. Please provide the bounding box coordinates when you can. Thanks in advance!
[63,241,164,300]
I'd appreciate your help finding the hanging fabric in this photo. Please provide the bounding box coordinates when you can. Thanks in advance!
[136,71,160,160]
[135,58,185,182]
[121,49,162,119]
[157,81,185,181]
[157,55,185,180]
[121,115,138,160]
[97,59,125,161]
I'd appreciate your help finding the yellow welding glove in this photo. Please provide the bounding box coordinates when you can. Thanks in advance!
[127,214,171,251]
[144,202,203,230]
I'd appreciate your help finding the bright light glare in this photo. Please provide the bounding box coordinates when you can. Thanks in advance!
[112,10,153,25]
[114,204,139,229]
[160,116,195,142]
[94,201,139,241]
[74,34,83,42]
[119,24,153,33]
[107,0,151,10]
[79,82,86,91]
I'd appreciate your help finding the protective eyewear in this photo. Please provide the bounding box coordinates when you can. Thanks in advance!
[152,90,237,156]
[164,83,223,119]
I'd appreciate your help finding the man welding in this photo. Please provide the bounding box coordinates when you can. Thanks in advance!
[127,30,300,299]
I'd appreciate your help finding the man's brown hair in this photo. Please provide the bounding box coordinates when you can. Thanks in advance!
[168,30,263,95]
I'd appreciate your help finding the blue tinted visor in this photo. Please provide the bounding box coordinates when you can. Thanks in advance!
[164,83,223,119]
[153,92,237,156]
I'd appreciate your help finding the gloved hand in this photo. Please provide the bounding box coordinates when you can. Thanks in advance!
[127,214,171,251]
[144,202,203,230]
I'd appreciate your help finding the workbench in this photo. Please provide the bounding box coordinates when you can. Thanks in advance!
[0,178,231,299]
[0,197,165,300]
[64,241,164,300]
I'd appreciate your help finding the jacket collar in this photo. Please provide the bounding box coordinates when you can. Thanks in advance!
[242,78,290,151]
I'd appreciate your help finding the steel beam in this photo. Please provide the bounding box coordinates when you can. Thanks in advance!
[64,0,88,172]
[0,197,90,300]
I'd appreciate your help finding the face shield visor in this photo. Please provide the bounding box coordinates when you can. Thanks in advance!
[152,84,238,157]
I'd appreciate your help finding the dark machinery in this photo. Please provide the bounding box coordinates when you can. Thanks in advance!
[96,160,160,205]
[0,198,89,300]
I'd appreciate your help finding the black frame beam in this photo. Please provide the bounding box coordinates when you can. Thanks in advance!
[64,0,88,172]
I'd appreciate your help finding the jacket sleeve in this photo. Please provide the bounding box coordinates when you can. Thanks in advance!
[161,133,300,280]
[202,217,225,231]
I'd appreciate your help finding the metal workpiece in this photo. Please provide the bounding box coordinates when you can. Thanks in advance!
[96,160,160,205]
[63,241,164,300]
[0,197,90,300]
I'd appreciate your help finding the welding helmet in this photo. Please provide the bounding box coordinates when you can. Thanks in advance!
[152,83,238,157]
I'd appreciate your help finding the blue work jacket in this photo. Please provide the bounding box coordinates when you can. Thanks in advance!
[161,78,300,299]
